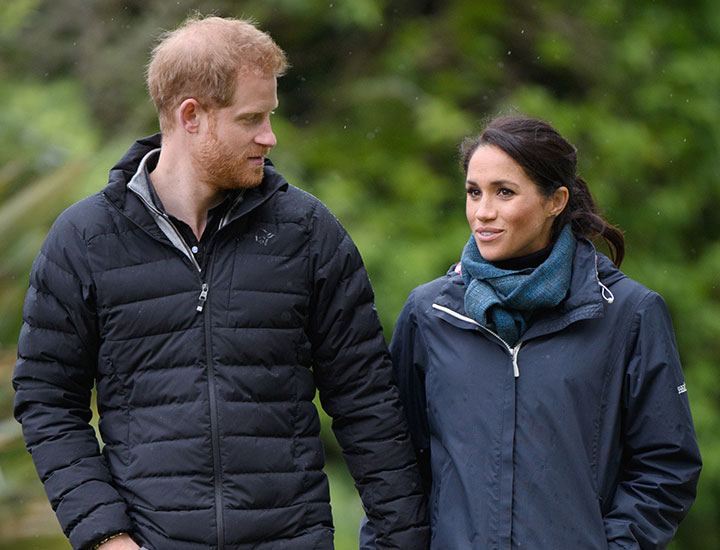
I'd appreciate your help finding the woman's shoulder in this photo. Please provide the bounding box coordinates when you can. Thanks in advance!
[595,252,670,319]
[404,264,466,311]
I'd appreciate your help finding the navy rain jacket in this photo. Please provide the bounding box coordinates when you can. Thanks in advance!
[362,238,701,549]
[13,134,429,550]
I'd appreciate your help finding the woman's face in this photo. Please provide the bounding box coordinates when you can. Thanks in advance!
[465,145,568,262]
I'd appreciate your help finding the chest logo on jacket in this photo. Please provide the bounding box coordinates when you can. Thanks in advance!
[255,228,276,246]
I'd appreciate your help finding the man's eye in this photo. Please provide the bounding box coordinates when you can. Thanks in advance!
[240,114,263,124]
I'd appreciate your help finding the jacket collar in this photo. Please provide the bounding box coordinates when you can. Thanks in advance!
[103,133,288,237]
[431,238,623,343]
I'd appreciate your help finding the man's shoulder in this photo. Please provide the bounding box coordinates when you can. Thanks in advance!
[49,191,114,242]
[278,182,325,209]
[269,182,342,228]
[261,162,340,224]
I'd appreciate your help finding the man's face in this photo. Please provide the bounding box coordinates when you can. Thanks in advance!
[192,71,278,191]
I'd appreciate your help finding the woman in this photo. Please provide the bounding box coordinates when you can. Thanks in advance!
[361,115,701,549]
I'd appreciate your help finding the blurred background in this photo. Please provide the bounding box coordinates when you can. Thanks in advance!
[1,0,719,548]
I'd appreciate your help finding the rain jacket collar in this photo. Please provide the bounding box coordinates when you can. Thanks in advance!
[431,238,623,346]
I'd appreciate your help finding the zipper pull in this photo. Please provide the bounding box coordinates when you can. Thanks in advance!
[196,283,209,312]
[512,343,523,378]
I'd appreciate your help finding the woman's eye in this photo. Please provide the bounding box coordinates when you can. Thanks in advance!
[498,188,515,197]
[466,187,481,198]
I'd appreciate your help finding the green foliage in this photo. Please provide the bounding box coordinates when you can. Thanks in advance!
[0,0,41,37]
[2,1,720,547]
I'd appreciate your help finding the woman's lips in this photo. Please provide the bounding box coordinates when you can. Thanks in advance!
[475,228,503,242]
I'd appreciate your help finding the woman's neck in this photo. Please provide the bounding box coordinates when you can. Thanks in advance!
[491,242,554,270]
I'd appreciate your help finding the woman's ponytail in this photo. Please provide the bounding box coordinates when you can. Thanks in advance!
[563,175,625,266]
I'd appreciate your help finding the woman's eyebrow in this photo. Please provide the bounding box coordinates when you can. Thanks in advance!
[465,179,519,187]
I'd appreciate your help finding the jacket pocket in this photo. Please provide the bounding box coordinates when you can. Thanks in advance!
[429,456,452,542]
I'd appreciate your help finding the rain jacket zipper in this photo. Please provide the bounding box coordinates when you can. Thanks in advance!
[432,302,521,546]
[431,304,524,377]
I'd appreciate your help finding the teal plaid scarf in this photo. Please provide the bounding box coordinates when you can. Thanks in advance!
[461,225,576,346]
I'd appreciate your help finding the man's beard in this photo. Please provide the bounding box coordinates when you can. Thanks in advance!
[192,128,268,191]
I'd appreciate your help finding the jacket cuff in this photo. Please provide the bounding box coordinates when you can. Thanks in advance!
[91,532,127,549]
[66,500,133,550]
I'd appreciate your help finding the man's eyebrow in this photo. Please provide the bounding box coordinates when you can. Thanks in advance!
[235,104,279,117]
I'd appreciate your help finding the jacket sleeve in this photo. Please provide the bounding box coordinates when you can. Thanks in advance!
[307,202,429,549]
[359,291,432,549]
[389,293,432,492]
[604,291,702,549]
[12,212,134,550]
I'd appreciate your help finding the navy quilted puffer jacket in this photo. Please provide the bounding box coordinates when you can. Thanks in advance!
[13,134,429,550]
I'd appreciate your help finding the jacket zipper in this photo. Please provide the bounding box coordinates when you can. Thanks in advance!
[120,188,225,548]
[128,188,214,313]
[432,304,523,377]
[201,261,225,550]
[197,283,209,312]
[434,302,520,546]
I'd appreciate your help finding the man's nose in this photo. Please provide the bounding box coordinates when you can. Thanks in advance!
[255,117,277,148]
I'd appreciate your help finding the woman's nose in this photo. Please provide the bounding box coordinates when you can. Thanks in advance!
[473,197,496,220]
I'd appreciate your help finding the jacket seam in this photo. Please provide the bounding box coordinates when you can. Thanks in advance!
[51,219,100,361]
[591,285,651,502]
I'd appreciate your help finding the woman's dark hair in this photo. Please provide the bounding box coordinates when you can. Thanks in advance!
[459,115,625,266]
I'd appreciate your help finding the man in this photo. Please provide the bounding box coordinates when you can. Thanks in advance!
[13,16,429,550]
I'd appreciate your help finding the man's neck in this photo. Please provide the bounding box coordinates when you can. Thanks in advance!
[150,147,224,240]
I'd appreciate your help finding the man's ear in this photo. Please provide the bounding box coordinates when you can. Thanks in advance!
[178,98,203,134]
